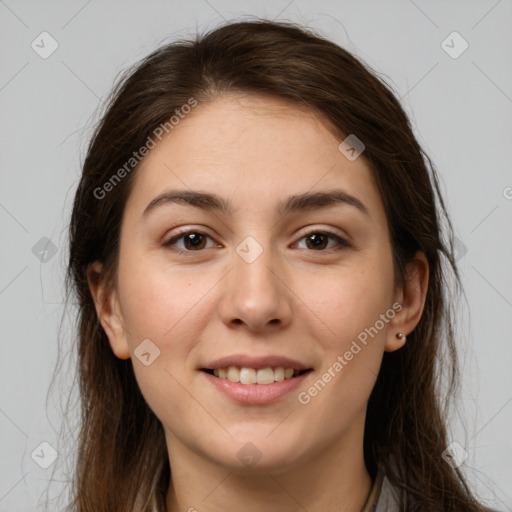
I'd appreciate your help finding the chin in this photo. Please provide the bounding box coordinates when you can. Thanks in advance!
[204,430,308,473]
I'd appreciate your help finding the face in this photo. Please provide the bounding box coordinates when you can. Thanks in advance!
[90,93,423,475]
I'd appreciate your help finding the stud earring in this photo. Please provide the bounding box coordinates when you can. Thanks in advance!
[396,333,407,343]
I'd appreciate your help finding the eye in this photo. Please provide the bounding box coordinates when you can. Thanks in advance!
[163,229,351,254]
[295,230,351,251]
[163,230,217,252]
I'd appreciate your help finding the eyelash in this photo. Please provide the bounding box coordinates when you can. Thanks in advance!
[162,229,352,254]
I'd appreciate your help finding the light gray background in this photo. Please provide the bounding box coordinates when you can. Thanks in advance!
[1,1,511,511]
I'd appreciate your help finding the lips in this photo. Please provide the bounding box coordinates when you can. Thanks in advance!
[200,366,313,405]
[199,354,313,390]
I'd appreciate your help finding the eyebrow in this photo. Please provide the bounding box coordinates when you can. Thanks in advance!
[142,189,370,219]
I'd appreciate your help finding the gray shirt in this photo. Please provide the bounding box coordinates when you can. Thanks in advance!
[362,468,401,511]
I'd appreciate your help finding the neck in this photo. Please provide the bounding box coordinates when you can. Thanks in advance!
[164,413,373,512]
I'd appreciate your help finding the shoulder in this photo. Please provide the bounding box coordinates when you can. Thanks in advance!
[370,470,499,512]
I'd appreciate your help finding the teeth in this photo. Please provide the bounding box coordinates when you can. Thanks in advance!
[240,368,257,384]
[256,367,274,384]
[227,366,240,382]
[211,366,304,385]
[274,367,285,382]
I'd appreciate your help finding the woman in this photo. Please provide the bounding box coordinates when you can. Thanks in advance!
[62,18,496,511]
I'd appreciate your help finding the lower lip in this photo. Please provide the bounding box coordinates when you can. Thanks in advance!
[200,370,312,405]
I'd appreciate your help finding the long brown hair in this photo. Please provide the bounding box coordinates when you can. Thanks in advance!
[55,18,495,511]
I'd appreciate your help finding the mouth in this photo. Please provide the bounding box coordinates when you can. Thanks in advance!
[200,366,312,385]
[200,365,314,405]
[199,354,314,404]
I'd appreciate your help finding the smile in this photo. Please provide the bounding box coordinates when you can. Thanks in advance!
[200,367,313,405]
[202,366,311,385]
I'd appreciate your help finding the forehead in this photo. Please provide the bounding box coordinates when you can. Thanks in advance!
[125,94,385,223]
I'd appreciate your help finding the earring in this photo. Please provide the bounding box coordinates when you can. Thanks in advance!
[396,333,407,343]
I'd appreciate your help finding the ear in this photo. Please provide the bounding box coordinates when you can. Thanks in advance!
[385,251,429,353]
[86,261,131,360]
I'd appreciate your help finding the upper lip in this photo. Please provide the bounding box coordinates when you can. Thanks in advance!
[202,354,312,371]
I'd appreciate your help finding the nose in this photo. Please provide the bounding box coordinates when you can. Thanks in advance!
[217,240,293,333]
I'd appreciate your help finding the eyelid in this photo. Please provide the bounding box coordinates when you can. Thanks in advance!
[294,225,351,244]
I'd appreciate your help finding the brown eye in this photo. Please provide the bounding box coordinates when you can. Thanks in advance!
[163,231,214,252]
[296,231,351,251]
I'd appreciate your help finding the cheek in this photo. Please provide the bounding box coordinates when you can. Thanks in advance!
[116,262,216,426]
[297,259,395,349]
[117,257,217,344]
[293,254,394,402]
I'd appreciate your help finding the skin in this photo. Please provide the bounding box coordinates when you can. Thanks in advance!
[88,93,428,512]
